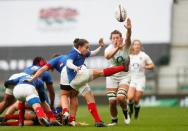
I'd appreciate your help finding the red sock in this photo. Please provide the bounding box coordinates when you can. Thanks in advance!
[69,115,75,122]
[1,121,19,126]
[87,103,102,122]
[63,108,69,113]
[18,102,25,126]
[103,65,125,76]
[35,106,46,118]
[5,114,19,120]
[46,111,56,121]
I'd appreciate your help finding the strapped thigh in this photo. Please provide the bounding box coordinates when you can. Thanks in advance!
[117,88,128,97]
[106,91,117,100]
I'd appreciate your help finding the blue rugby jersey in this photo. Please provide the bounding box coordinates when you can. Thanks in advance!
[46,55,67,73]
[66,48,90,82]
[24,65,53,84]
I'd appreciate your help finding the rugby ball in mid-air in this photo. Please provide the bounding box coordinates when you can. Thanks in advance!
[115,4,127,22]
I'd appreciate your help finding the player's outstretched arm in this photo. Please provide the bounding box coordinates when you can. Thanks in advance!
[30,65,49,81]
[124,18,132,48]
[66,59,81,72]
[90,38,105,57]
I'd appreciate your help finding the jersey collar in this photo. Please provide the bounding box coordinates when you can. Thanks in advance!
[73,47,81,54]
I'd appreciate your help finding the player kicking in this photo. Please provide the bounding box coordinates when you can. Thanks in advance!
[28,38,129,127]
[27,38,106,126]
[128,40,155,119]
[59,38,130,127]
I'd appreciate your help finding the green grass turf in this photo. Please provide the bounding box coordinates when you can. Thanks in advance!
[0,106,188,131]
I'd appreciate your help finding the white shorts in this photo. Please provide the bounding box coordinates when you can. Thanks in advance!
[13,84,39,102]
[5,72,28,96]
[129,77,146,92]
[78,83,91,96]
[60,66,93,91]
[60,67,69,85]
[106,73,131,89]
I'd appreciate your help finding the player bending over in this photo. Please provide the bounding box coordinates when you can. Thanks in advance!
[4,73,61,126]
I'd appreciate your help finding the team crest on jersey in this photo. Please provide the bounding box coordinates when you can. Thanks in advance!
[133,63,139,69]
[115,56,125,65]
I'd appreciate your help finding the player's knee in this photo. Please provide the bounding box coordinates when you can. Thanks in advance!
[117,88,128,102]
[70,90,79,97]
[128,94,134,101]
[134,100,140,105]
[117,96,126,103]
[134,97,140,105]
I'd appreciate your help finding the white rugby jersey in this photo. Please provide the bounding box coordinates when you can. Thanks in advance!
[105,44,129,77]
[130,51,153,78]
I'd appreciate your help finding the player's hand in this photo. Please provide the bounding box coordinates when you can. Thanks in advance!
[74,67,81,72]
[98,38,105,47]
[124,18,131,30]
[117,41,126,48]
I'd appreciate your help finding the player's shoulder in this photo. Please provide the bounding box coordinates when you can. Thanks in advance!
[50,55,61,61]
[139,51,152,62]
[48,55,63,65]
[69,48,78,54]
[59,55,66,61]
[67,48,80,58]
[24,65,40,75]
[139,51,147,56]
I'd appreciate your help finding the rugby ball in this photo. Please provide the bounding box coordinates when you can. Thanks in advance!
[115,4,127,22]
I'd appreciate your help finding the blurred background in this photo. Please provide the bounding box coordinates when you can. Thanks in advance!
[0,0,187,107]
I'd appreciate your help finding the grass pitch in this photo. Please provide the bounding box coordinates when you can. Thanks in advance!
[0,106,187,131]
